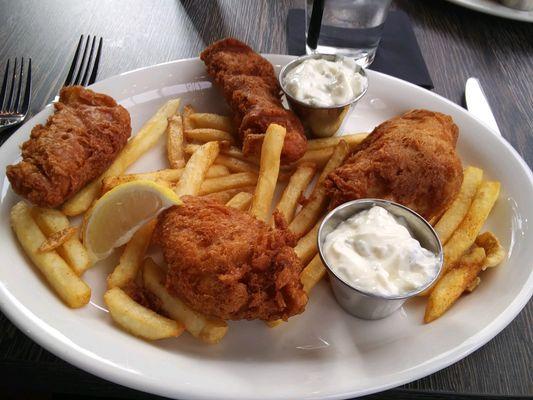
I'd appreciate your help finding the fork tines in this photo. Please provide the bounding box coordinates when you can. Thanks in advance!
[64,35,103,87]
[0,58,32,116]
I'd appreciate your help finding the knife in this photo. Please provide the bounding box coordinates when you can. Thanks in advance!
[465,77,502,136]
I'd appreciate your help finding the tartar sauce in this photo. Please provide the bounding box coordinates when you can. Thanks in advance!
[323,206,439,297]
[284,57,366,107]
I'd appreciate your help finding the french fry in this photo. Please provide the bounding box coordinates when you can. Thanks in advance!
[182,104,195,131]
[306,133,368,151]
[31,207,91,275]
[107,220,156,289]
[293,218,323,265]
[202,186,256,204]
[174,141,220,197]
[199,172,258,196]
[250,124,286,222]
[189,113,234,133]
[300,253,327,293]
[101,176,173,195]
[435,166,483,244]
[215,154,258,174]
[273,163,316,225]
[62,99,181,216]
[206,164,231,178]
[424,246,486,323]
[38,227,77,253]
[296,147,335,169]
[142,258,228,344]
[10,202,91,308]
[104,287,183,340]
[186,128,235,144]
[475,231,506,269]
[289,141,349,238]
[226,192,253,211]
[167,115,186,169]
[441,181,500,275]
[100,165,230,194]
[185,143,253,162]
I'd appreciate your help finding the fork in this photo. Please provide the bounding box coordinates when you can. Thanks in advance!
[0,58,32,133]
[64,35,103,87]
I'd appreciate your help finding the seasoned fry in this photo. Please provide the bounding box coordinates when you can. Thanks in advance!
[293,218,323,265]
[226,192,253,211]
[182,104,196,131]
[174,141,220,197]
[166,115,186,169]
[435,166,483,243]
[38,227,77,253]
[289,141,349,238]
[32,207,91,275]
[10,202,91,308]
[199,172,258,196]
[62,99,181,216]
[189,112,234,133]
[215,154,257,174]
[202,186,256,203]
[306,133,368,151]
[441,181,500,275]
[107,220,156,289]
[273,163,316,225]
[104,286,183,340]
[250,124,286,222]
[186,128,235,144]
[296,147,335,169]
[475,231,506,269]
[142,258,228,343]
[424,246,486,323]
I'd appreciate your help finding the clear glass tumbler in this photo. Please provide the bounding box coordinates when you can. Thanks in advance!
[305,0,392,67]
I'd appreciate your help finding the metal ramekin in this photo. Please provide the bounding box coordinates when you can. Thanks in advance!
[317,199,443,320]
[279,53,368,138]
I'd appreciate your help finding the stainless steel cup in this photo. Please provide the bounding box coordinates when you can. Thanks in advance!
[317,199,443,320]
[279,53,368,138]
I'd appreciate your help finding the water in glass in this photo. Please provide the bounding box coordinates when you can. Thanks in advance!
[305,0,392,67]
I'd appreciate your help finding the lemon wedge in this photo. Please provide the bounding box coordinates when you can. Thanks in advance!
[83,180,181,260]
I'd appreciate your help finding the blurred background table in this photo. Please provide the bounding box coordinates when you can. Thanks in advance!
[0,0,531,399]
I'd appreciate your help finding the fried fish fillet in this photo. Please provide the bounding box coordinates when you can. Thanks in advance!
[6,86,131,208]
[325,110,463,221]
[154,196,308,321]
[201,38,307,164]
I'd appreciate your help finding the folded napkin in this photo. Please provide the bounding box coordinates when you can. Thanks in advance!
[287,9,434,89]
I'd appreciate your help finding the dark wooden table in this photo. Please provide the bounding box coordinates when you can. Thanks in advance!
[0,0,532,399]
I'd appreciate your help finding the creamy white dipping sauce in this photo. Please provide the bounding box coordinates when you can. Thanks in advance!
[323,206,439,297]
[284,57,367,107]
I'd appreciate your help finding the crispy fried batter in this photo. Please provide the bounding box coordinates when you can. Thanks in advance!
[154,196,307,321]
[325,110,463,221]
[201,38,307,164]
[6,86,131,207]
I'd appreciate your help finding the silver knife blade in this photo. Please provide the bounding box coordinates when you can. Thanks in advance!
[465,77,501,136]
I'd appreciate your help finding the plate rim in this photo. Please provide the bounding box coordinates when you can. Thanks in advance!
[443,0,533,22]
[0,54,532,400]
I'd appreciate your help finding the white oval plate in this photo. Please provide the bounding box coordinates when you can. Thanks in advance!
[444,0,533,22]
[0,55,532,400]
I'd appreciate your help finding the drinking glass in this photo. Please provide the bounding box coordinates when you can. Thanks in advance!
[305,0,392,67]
